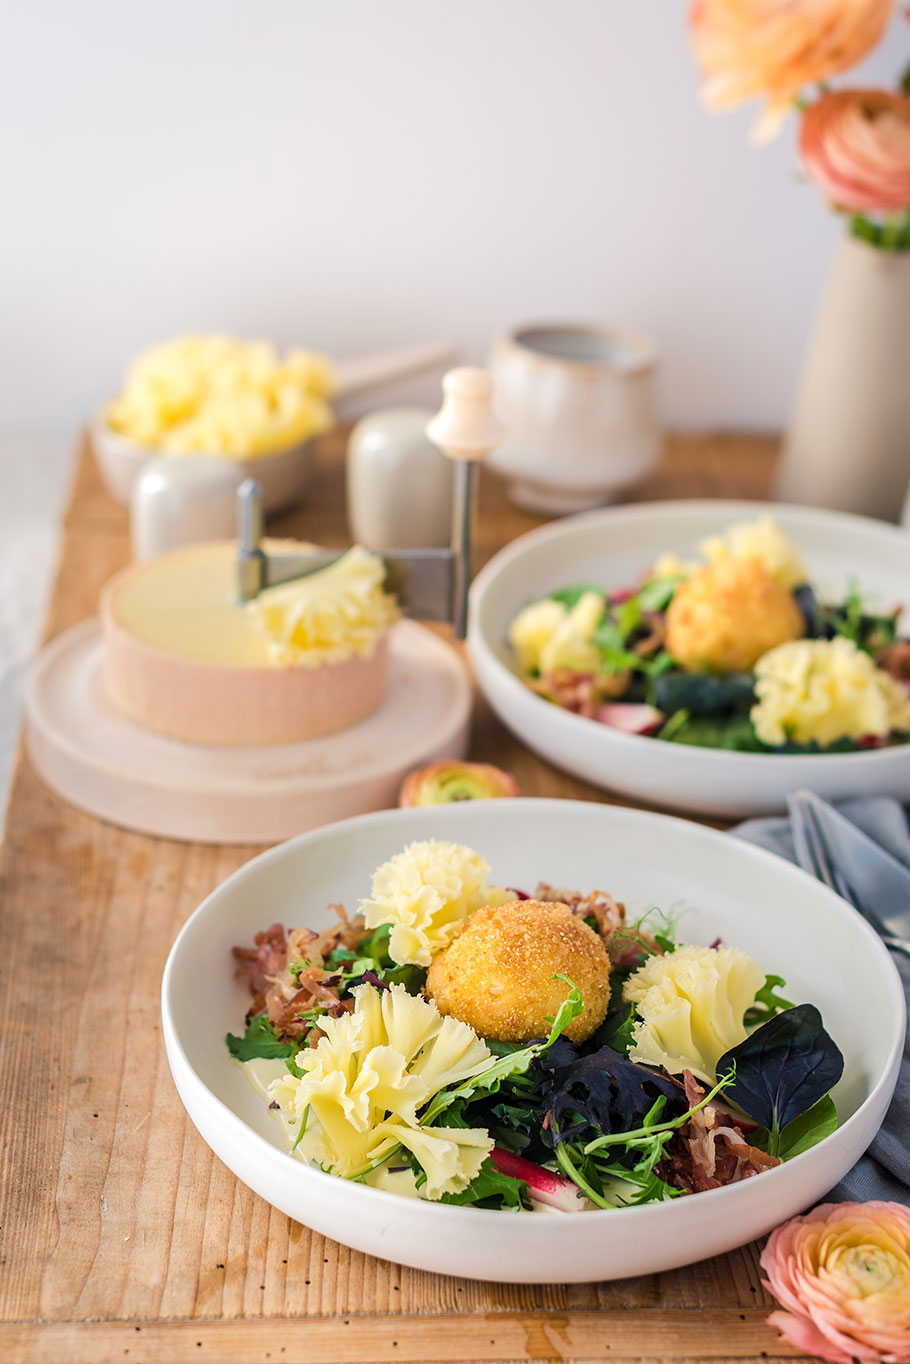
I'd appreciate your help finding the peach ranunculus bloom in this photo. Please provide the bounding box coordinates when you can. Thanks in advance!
[690,0,894,141]
[760,1201,910,1364]
[800,89,910,213]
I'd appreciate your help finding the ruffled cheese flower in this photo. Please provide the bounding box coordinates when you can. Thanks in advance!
[623,944,765,1082]
[361,839,509,967]
[508,598,566,675]
[248,546,399,666]
[542,592,604,673]
[800,88,910,215]
[761,1201,910,1364]
[700,517,807,590]
[508,593,604,676]
[650,553,697,580]
[689,0,893,143]
[752,637,910,748]
[269,983,494,1199]
[105,335,334,455]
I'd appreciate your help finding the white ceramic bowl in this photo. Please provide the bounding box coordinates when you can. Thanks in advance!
[91,416,313,513]
[468,500,910,818]
[161,799,904,1283]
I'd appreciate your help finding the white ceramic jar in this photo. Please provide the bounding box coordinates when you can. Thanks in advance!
[488,322,660,514]
[346,407,454,548]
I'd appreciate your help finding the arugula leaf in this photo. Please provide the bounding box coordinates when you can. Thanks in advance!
[615,596,643,638]
[596,998,637,1054]
[718,1004,844,1154]
[226,1014,297,1063]
[636,575,683,613]
[592,618,641,673]
[365,922,392,964]
[776,1094,839,1159]
[421,976,584,1124]
[547,586,606,610]
[640,649,676,681]
[752,1094,839,1161]
[815,579,900,655]
[381,963,427,994]
[665,712,765,752]
[744,973,794,1026]
[656,708,690,742]
[439,1157,529,1209]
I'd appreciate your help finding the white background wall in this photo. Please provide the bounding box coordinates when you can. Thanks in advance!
[3,0,908,436]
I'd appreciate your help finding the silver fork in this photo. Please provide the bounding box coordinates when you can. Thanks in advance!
[791,795,910,960]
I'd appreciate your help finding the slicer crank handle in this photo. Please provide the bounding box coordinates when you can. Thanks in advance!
[425,368,505,639]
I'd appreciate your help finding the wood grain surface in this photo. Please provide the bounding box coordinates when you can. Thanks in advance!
[0,429,807,1364]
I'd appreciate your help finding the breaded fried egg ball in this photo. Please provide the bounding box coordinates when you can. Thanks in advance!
[425,900,611,1044]
[665,557,804,674]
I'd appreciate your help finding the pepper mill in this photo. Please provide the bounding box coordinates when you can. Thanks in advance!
[426,367,505,637]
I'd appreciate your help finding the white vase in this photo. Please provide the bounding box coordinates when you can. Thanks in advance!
[777,235,910,522]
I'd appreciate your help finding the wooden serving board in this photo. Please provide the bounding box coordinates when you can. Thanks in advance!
[0,429,806,1364]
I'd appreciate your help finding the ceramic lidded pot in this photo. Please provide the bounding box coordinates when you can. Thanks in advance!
[488,323,660,515]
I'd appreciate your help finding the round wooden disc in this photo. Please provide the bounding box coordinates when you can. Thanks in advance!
[25,619,471,844]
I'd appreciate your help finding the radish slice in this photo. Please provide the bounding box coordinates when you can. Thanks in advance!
[595,703,664,735]
[491,1148,588,1213]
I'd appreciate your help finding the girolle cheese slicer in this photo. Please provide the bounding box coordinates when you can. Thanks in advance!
[235,367,504,638]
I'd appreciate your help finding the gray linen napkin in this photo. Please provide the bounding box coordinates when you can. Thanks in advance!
[734,797,910,1205]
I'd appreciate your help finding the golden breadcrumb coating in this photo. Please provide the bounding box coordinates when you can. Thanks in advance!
[425,900,611,1045]
[665,557,804,673]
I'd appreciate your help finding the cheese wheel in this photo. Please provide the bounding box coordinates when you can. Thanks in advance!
[100,541,390,746]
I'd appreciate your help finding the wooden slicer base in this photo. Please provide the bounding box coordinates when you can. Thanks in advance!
[25,618,471,844]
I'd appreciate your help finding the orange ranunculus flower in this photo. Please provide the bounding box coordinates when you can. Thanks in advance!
[398,760,518,807]
[690,0,894,140]
[800,89,910,213]
[761,1201,910,1364]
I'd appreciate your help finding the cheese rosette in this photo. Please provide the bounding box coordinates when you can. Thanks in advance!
[751,637,910,748]
[623,944,765,1083]
[699,517,808,590]
[360,839,510,968]
[105,335,334,456]
[508,592,604,676]
[268,983,494,1199]
[248,546,400,667]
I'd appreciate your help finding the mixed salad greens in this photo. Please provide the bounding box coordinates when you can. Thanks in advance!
[508,519,910,754]
[227,876,844,1213]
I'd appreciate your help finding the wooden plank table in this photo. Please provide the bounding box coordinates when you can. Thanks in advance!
[1,429,806,1364]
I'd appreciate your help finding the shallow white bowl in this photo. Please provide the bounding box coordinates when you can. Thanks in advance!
[161,799,904,1283]
[468,500,910,818]
[91,416,313,513]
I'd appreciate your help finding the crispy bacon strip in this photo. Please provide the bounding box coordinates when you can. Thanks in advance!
[658,1071,780,1193]
[530,669,631,716]
[878,640,910,683]
[233,904,367,1042]
[533,883,660,967]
